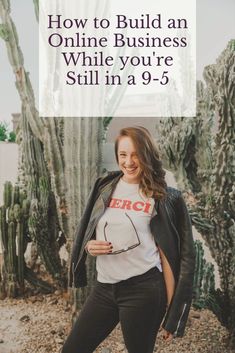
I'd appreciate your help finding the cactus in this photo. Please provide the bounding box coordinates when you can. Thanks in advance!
[3,181,12,207]
[0,1,66,286]
[193,240,220,317]
[193,240,205,301]
[17,219,24,289]
[0,182,55,296]
[0,183,27,297]
[0,206,7,254]
[157,41,235,344]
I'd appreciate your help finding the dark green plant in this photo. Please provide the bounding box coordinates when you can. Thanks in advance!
[0,121,8,141]
[0,182,54,298]
[0,121,16,142]
[193,240,222,319]
[8,131,16,142]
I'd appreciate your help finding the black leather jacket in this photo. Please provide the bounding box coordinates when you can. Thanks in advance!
[69,171,196,337]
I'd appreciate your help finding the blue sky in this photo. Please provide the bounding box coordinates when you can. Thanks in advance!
[0,0,234,124]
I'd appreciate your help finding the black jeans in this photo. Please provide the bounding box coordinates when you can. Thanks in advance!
[62,267,167,353]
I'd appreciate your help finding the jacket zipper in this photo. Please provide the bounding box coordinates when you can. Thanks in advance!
[174,303,187,336]
[73,197,106,274]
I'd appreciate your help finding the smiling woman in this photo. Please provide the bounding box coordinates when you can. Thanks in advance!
[114,126,167,199]
[62,126,196,353]
[116,135,142,184]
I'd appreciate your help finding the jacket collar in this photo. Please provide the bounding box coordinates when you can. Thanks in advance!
[100,171,123,206]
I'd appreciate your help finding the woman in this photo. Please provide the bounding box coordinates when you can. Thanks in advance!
[62,126,196,353]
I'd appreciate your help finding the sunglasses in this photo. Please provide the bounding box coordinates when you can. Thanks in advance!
[103,212,141,255]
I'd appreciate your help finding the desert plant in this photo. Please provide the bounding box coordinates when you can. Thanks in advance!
[157,41,235,344]
[0,182,53,297]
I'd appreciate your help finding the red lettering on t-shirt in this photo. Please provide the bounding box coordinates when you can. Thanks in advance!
[108,198,152,214]
[109,198,122,208]
[108,199,114,207]
[132,201,145,211]
[120,200,132,210]
[143,202,151,214]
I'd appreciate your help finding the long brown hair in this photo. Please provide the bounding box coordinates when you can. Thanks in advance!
[115,126,167,200]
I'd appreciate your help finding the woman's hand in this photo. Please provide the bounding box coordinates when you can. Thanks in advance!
[85,240,113,256]
[161,327,174,342]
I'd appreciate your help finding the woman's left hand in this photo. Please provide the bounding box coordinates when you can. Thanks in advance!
[161,328,174,342]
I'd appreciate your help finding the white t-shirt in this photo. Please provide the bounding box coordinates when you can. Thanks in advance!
[95,178,162,283]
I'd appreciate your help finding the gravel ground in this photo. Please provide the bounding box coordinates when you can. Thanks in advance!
[0,292,234,353]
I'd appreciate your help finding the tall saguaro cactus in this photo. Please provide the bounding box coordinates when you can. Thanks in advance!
[203,42,235,342]
[157,41,235,344]
[0,0,65,284]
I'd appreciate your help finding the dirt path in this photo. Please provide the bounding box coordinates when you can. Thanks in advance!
[0,292,234,353]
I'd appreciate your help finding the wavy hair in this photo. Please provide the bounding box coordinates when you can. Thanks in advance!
[114,126,167,200]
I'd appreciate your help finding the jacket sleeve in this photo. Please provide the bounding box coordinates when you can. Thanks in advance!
[161,192,196,337]
[68,176,104,288]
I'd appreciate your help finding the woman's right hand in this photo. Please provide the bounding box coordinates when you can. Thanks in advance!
[85,240,113,256]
